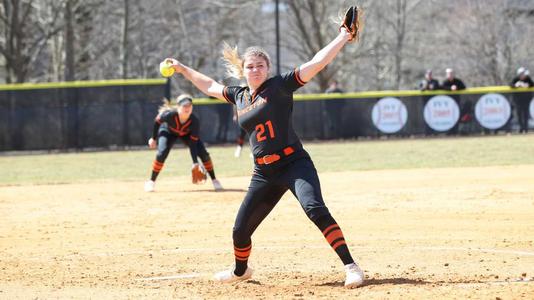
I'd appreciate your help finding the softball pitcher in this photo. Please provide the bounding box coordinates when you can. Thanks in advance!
[161,6,363,288]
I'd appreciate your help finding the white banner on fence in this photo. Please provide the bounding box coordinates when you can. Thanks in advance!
[474,93,511,130]
[530,98,534,119]
[423,95,460,132]
[372,97,408,134]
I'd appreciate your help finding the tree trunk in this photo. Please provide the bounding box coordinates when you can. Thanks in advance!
[64,0,75,81]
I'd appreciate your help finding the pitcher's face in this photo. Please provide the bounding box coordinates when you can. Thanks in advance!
[243,55,269,89]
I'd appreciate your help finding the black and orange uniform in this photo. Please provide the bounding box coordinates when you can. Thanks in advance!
[222,69,354,276]
[149,109,216,181]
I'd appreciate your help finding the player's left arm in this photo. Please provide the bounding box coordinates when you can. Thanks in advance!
[298,29,352,83]
[298,6,361,83]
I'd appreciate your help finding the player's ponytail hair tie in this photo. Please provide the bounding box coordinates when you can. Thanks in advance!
[222,42,271,80]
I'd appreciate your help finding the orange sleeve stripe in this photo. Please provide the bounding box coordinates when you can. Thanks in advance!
[331,240,347,251]
[325,229,345,245]
[294,68,306,86]
[322,224,339,236]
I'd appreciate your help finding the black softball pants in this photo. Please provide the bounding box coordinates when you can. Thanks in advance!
[231,154,354,275]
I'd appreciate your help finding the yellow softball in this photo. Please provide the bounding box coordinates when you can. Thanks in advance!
[159,61,175,77]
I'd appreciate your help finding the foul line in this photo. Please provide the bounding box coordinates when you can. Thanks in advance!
[137,273,202,281]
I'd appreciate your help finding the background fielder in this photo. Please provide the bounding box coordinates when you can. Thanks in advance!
[145,94,223,192]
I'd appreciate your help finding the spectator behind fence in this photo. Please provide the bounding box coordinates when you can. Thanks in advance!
[441,68,466,91]
[325,80,344,94]
[510,67,534,133]
[324,80,346,139]
[419,69,440,135]
[419,69,439,91]
[441,68,466,135]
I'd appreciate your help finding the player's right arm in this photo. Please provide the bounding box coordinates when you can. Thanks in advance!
[165,58,225,101]
[148,113,164,149]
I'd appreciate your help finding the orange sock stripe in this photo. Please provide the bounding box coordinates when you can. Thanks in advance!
[234,249,251,257]
[324,229,345,245]
[331,240,347,251]
[234,244,251,261]
[203,160,213,171]
[235,255,249,261]
[234,245,252,251]
[322,224,339,236]
[152,161,164,172]
[234,251,251,261]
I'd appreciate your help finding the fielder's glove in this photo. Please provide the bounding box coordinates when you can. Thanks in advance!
[340,6,362,42]
[191,163,207,185]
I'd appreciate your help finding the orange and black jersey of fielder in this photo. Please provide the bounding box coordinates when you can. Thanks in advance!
[222,68,306,161]
[152,110,201,162]
[153,110,200,140]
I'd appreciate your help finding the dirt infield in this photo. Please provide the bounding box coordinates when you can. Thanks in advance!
[1,165,534,299]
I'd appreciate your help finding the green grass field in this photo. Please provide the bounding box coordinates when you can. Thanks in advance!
[1,134,533,186]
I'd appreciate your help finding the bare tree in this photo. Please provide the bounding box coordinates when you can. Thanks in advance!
[64,0,75,81]
[120,0,130,79]
[1,0,533,90]
[0,0,64,83]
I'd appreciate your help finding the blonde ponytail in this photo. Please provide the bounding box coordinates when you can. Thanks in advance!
[157,98,175,114]
[222,42,244,79]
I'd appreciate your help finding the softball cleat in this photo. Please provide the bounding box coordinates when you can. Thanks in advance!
[212,179,223,191]
[144,180,155,192]
[344,262,364,288]
[234,145,242,158]
[213,266,253,283]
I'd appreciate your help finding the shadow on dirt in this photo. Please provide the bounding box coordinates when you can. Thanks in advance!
[318,277,431,287]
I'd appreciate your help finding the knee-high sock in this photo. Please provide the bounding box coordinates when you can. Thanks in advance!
[202,159,216,180]
[150,160,164,181]
[233,242,251,276]
[314,214,354,265]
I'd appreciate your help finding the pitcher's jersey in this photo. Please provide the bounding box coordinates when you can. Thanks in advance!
[222,69,306,157]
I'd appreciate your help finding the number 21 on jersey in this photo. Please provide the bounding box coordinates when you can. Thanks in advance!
[255,120,275,142]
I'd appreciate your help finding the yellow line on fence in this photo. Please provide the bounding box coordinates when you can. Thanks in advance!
[191,86,534,105]
[2,80,532,103]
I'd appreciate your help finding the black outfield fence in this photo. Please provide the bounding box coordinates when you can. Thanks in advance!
[0,79,169,151]
[1,80,533,151]
[194,86,534,144]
